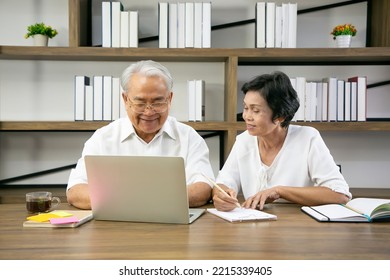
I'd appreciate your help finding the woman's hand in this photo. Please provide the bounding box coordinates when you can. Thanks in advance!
[242,187,281,210]
[212,186,240,212]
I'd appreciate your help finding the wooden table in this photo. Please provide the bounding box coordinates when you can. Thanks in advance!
[1,202,389,260]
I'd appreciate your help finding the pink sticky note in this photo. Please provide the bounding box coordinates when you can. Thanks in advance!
[49,216,79,225]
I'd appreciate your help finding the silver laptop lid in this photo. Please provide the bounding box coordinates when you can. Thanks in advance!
[85,155,200,224]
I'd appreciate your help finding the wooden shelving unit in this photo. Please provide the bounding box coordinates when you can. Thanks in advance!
[1,0,390,163]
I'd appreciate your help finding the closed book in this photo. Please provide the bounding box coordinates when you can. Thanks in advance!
[323,77,337,122]
[158,2,168,48]
[103,75,112,121]
[202,2,211,48]
[294,77,306,121]
[350,81,357,121]
[348,76,367,121]
[168,3,178,48]
[195,80,205,121]
[185,2,194,48]
[85,85,93,121]
[93,76,103,120]
[344,81,351,121]
[74,75,90,121]
[120,11,129,47]
[302,198,390,222]
[274,5,282,48]
[111,1,123,48]
[255,2,266,48]
[287,3,297,48]
[265,2,275,48]
[337,79,345,121]
[177,3,186,48]
[194,2,202,48]
[129,11,139,47]
[102,1,111,47]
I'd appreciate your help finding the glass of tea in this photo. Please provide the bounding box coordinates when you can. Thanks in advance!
[26,191,61,213]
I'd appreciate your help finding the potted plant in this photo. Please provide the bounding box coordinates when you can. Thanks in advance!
[330,24,357,48]
[24,22,58,46]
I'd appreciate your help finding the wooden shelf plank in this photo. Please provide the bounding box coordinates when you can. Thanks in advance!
[1,46,389,63]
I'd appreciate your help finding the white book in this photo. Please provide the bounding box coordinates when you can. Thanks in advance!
[102,1,112,47]
[158,2,168,48]
[185,2,194,48]
[290,77,297,121]
[256,2,266,48]
[85,85,93,121]
[348,76,367,121]
[321,82,328,121]
[112,77,121,120]
[315,82,323,122]
[309,82,317,122]
[103,76,112,121]
[281,3,289,48]
[111,1,123,48]
[202,2,211,48]
[129,10,139,48]
[265,2,275,48]
[295,77,306,121]
[304,82,311,122]
[93,76,103,121]
[337,80,345,121]
[274,5,282,48]
[350,81,357,121]
[168,3,178,48]
[74,75,90,121]
[323,77,337,122]
[187,80,196,122]
[195,80,205,121]
[194,2,202,48]
[287,3,297,48]
[344,81,351,121]
[177,3,186,48]
[120,11,129,47]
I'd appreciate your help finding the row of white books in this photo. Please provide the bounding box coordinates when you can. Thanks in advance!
[102,1,138,48]
[187,80,205,122]
[290,76,367,122]
[159,2,211,48]
[256,2,297,48]
[74,75,126,121]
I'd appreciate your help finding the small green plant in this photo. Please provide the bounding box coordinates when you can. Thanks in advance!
[24,22,58,39]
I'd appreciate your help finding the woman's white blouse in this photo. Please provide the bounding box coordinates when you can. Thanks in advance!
[216,125,351,199]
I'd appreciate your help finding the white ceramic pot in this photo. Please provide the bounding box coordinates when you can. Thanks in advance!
[32,34,49,46]
[335,35,352,48]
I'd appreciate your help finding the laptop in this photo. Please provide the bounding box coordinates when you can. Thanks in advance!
[85,155,205,224]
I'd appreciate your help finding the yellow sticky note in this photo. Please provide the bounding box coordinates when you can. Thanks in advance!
[27,213,61,222]
[51,211,73,217]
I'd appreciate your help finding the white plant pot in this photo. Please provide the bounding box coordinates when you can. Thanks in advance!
[335,35,352,48]
[32,34,49,46]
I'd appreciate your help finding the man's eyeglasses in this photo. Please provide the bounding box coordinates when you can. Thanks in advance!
[127,99,170,114]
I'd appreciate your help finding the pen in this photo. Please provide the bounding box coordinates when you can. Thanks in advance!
[201,173,241,209]
[342,204,371,221]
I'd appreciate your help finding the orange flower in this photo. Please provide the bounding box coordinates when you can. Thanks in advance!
[331,24,357,40]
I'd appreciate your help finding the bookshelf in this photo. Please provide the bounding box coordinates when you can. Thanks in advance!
[1,0,390,187]
[1,45,390,157]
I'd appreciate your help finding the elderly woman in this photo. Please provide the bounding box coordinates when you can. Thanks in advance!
[213,71,351,211]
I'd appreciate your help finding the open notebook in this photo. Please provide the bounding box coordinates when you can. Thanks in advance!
[85,155,205,224]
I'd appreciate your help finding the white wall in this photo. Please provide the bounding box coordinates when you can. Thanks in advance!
[1,0,389,189]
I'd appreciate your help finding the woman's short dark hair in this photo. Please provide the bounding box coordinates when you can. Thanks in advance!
[241,71,300,128]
